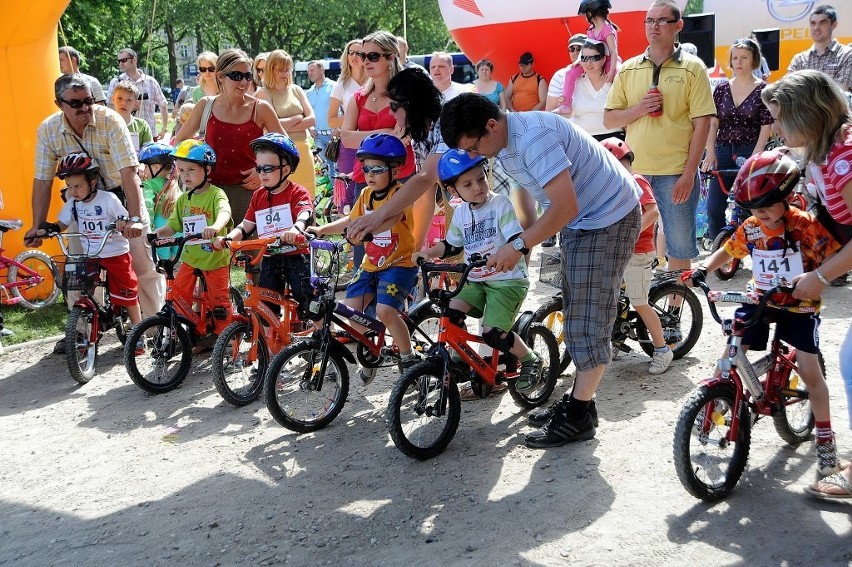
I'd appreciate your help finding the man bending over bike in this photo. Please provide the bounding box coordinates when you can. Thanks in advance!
[682,151,844,481]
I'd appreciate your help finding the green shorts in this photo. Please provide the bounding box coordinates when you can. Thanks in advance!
[455,279,528,332]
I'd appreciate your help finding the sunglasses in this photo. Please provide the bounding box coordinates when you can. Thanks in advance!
[255,165,286,174]
[362,165,390,175]
[198,66,215,73]
[569,46,582,53]
[357,51,392,63]
[60,96,96,109]
[580,54,604,62]
[225,71,254,82]
[389,100,407,112]
[117,57,132,64]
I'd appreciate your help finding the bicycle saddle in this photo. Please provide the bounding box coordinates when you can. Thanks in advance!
[0,219,23,231]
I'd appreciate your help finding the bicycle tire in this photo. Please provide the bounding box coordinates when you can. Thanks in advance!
[405,301,442,353]
[212,320,269,406]
[673,382,751,501]
[66,305,98,384]
[772,351,824,445]
[124,315,192,394]
[264,338,350,432]
[638,283,703,359]
[229,286,245,315]
[531,296,572,374]
[8,250,60,309]
[508,323,560,409]
[387,360,461,460]
[710,228,740,280]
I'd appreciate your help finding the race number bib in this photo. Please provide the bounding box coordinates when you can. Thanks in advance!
[182,213,210,245]
[751,248,804,289]
[255,204,294,237]
[77,211,110,254]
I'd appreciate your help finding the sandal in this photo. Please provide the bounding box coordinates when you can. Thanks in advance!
[806,471,852,500]
[458,381,508,401]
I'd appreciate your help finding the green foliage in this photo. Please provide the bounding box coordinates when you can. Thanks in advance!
[684,0,704,15]
[2,302,67,346]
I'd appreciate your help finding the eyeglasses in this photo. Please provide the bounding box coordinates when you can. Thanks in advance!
[255,165,286,174]
[463,134,484,154]
[362,165,390,175]
[198,66,215,73]
[224,71,254,82]
[117,57,132,64]
[643,18,679,27]
[569,46,582,53]
[580,54,604,62]
[357,51,392,63]
[389,100,407,112]
[60,96,96,109]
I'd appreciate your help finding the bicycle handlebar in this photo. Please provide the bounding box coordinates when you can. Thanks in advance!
[147,232,203,271]
[40,221,119,258]
[700,169,741,196]
[226,235,308,267]
[694,275,795,328]
[417,254,489,302]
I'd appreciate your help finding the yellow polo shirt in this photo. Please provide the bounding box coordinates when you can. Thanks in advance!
[606,46,715,175]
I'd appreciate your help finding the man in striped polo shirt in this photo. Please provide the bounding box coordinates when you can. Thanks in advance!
[440,93,642,448]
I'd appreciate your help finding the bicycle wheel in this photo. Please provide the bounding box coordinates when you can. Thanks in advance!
[212,320,269,406]
[66,306,98,384]
[315,234,355,292]
[8,250,60,309]
[673,382,751,501]
[531,296,572,374]
[386,360,461,460]
[229,286,245,315]
[710,228,740,280]
[265,338,349,432]
[638,283,703,359]
[406,301,442,352]
[509,323,560,409]
[124,315,192,394]
[772,352,824,445]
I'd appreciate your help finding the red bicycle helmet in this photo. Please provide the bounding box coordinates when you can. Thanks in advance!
[56,153,98,179]
[600,137,634,164]
[733,151,800,209]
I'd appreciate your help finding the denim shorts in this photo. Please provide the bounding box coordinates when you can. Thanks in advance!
[645,174,700,260]
[346,266,418,311]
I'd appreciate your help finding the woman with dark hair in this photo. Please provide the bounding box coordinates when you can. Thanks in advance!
[557,40,623,141]
[347,67,447,248]
[473,59,506,110]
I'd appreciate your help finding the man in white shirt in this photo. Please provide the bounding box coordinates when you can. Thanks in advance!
[107,48,169,140]
[430,52,466,101]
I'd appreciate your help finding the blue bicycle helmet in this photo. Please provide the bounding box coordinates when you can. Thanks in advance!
[250,133,300,172]
[355,133,407,166]
[438,149,487,187]
[170,139,217,166]
[139,142,175,165]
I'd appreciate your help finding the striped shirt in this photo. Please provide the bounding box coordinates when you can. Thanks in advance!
[819,128,852,225]
[35,105,139,186]
[498,112,640,230]
[788,40,852,91]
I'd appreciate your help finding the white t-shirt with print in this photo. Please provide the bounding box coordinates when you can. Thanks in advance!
[58,190,131,258]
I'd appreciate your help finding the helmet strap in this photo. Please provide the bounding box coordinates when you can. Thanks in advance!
[187,165,211,198]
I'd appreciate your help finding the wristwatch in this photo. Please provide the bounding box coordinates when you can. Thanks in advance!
[511,235,529,255]
[128,216,141,223]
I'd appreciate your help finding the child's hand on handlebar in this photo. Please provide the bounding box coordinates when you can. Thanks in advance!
[680,267,707,287]
[305,225,323,237]
[279,229,302,245]
[411,251,429,264]
[202,226,219,241]
[212,236,228,250]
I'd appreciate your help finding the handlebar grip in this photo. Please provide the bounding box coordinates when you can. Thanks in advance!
[310,239,338,252]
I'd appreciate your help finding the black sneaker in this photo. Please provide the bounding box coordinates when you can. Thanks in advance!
[53,337,66,355]
[524,410,596,449]
[528,397,598,428]
[398,352,423,374]
[515,353,542,392]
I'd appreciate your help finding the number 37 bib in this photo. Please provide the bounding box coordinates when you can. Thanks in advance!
[751,247,804,289]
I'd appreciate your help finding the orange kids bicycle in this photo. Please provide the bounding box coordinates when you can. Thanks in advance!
[210,235,313,406]
[386,255,560,460]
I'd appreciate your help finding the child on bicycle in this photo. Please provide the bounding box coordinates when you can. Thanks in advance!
[139,142,182,260]
[214,133,313,317]
[155,140,233,341]
[683,151,843,478]
[48,153,142,328]
[601,138,673,374]
[308,133,420,382]
[413,149,543,391]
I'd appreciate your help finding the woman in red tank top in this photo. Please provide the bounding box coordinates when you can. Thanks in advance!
[175,48,284,223]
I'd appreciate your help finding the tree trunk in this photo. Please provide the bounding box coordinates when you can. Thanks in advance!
[165,22,178,89]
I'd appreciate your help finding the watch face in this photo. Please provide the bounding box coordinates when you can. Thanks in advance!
[512,238,524,251]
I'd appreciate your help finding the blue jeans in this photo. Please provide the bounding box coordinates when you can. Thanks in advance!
[645,173,700,260]
[312,132,337,178]
[706,142,754,239]
[841,323,852,428]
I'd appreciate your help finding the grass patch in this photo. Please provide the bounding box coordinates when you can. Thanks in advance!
[2,300,67,346]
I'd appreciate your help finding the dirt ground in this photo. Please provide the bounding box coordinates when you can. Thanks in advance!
[1,260,850,567]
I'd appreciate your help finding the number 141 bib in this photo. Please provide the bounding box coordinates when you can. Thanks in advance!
[751,247,804,289]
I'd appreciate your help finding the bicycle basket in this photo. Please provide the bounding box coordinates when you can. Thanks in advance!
[53,255,101,292]
[538,249,564,288]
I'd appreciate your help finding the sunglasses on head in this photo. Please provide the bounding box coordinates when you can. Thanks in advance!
[389,100,407,112]
[60,96,96,109]
[580,54,604,62]
[117,57,132,64]
[198,66,215,73]
[358,51,392,63]
[255,165,286,174]
[362,165,389,175]
[225,71,254,82]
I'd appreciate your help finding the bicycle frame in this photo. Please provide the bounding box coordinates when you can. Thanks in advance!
[0,230,44,296]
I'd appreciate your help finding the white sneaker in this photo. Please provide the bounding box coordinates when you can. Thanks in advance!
[649,347,673,375]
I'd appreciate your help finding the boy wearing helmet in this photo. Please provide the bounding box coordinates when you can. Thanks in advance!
[215,133,314,315]
[683,150,843,479]
[154,139,233,341]
[414,149,545,392]
[310,133,420,381]
[139,142,182,259]
[601,137,673,374]
[46,153,143,330]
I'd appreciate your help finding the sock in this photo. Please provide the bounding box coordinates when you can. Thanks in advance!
[654,345,670,354]
[815,421,833,443]
[400,349,413,359]
[566,394,591,420]
[519,352,535,363]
